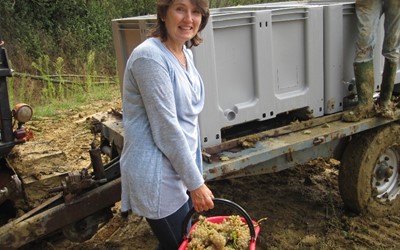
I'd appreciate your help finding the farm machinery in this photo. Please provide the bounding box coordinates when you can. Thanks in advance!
[0,40,33,223]
[1,0,400,248]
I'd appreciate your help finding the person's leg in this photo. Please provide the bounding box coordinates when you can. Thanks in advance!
[342,60,375,122]
[377,59,397,118]
[354,0,382,63]
[381,0,400,62]
[376,0,400,118]
[146,201,191,250]
[343,0,382,122]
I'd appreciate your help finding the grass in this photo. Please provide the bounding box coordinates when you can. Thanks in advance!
[8,52,121,118]
[31,83,120,118]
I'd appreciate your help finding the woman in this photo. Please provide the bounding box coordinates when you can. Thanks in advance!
[120,0,214,249]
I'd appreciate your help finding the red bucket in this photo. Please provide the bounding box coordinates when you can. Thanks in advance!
[179,198,260,250]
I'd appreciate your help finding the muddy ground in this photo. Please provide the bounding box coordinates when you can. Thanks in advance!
[9,99,400,249]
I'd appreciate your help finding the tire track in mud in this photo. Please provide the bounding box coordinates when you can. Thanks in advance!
[347,215,400,249]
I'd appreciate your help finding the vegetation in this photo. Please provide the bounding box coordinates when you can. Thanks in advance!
[0,0,291,116]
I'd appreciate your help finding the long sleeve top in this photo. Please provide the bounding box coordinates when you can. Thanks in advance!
[120,37,205,219]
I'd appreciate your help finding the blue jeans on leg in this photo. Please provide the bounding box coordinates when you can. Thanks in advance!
[146,200,192,250]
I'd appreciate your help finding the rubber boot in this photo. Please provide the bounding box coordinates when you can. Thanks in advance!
[342,60,375,122]
[376,59,398,119]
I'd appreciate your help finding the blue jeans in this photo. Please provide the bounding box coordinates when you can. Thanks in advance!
[355,0,400,63]
[146,200,192,250]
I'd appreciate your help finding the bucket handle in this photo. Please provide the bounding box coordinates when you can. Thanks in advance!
[182,198,256,242]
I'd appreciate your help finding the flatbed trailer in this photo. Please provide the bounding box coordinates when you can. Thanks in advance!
[97,108,399,181]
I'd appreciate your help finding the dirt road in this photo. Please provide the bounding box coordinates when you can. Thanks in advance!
[12,100,400,249]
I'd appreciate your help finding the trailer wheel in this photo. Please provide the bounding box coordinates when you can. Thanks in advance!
[339,123,400,216]
[62,208,112,242]
[62,215,99,242]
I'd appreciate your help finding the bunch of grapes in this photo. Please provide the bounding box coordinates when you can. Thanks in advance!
[186,215,252,250]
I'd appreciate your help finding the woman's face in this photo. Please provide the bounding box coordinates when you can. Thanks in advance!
[164,0,203,45]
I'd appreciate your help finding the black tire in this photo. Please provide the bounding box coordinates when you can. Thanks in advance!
[339,123,400,216]
[62,208,112,242]
[62,216,99,242]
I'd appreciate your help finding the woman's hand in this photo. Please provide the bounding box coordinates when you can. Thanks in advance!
[190,184,214,213]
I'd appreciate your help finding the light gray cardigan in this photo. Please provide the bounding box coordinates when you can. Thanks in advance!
[120,37,205,219]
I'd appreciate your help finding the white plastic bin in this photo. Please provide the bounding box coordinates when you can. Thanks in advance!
[194,6,324,147]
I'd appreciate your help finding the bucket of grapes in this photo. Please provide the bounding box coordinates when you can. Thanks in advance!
[179,198,260,250]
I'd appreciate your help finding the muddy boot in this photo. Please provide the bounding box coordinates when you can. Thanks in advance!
[376,59,398,119]
[342,60,375,122]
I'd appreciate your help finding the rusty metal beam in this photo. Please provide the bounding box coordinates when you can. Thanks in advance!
[0,178,121,249]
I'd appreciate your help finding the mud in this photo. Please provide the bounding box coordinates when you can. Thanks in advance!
[9,99,400,249]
